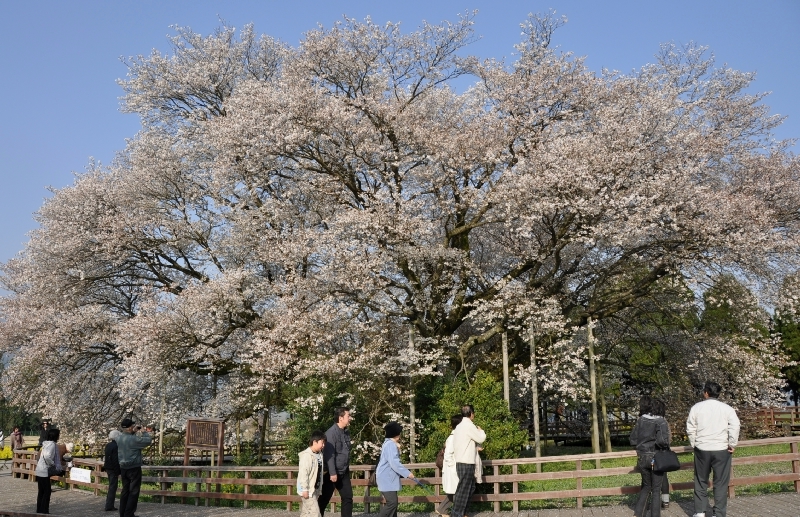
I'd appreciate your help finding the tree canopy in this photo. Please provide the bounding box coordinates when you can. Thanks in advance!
[1,14,798,434]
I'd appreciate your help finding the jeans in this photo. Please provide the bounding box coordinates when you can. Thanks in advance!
[119,467,142,517]
[634,467,664,517]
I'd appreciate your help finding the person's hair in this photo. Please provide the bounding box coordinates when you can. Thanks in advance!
[650,398,667,417]
[461,404,475,418]
[638,395,653,416]
[450,414,463,430]
[13,426,19,431]
[309,430,326,445]
[333,407,350,423]
[46,428,60,442]
[703,381,722,398]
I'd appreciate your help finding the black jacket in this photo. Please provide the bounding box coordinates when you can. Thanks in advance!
[323,423,351,476]
[630,415,671,469]
[104,440,120,474]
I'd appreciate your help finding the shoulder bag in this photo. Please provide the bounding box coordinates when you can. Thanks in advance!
[652,448,680,472]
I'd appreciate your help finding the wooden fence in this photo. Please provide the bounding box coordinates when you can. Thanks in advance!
[745,407,800,433]
[12,435,800,513]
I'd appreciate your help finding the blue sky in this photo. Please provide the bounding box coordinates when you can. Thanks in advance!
[1,0,798,266]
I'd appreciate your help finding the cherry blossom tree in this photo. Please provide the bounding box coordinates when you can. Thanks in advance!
[1,13,798,435]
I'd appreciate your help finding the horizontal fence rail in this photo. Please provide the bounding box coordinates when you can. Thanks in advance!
[12,436,800,513]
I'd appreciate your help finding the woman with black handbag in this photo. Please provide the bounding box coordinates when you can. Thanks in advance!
[34,427,62,514]
[630,397,671,517]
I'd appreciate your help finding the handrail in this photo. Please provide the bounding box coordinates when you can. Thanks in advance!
[11,435,800,513]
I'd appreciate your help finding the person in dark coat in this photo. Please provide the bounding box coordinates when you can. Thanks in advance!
[630,397,671,517]
[318,407,353,517]
[104,430,122,511]
[38,421,50,446]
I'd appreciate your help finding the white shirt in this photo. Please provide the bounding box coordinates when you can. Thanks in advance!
[453,417,486,464]
[686,398,740,451]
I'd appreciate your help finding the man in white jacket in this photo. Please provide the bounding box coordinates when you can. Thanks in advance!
[450,404,486,517]
[686,381,740,517]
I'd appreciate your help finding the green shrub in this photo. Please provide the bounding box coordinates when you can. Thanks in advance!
[419,370,528,461]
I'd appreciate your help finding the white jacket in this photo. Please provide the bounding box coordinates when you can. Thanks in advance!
[297,447,323,497]
[442,433,458,494]
[686,398,740,451]
[453,417,486,464]
[35,441,59,478]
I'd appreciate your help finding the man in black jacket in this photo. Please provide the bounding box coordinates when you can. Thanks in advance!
[104,430,122,511]
[318,407,353,517]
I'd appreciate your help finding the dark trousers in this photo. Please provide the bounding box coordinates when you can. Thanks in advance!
[105,470,120,510]
[437,493,454,514]
[379,490,398,517]
[694,448,732,517]
[318,471,353,517]
[119,467,142,517]
[36,475,52,514]
[634,467,664,517]
[451,463,476,517]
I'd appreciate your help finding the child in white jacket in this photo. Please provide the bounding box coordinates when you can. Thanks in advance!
[298,430,326,517]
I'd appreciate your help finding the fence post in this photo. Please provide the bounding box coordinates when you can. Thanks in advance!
[244,470,250,509]
[512,464,519,513]
[792,441,800,493]
[493,464,500,513]
[205,468,210,507]
[160,469,167,504]
[94,463,101,496]
[365,469,371,514]
[576,459,583,509]
[287,470,293,512]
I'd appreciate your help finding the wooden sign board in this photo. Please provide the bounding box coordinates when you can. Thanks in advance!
[184,418,225,467]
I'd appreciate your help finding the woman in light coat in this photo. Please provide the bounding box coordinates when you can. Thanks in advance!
[437,414,463,515]
[376,422,415,517]
[35,427,61,514]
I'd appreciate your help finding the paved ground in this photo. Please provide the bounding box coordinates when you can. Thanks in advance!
[3,462,800,516]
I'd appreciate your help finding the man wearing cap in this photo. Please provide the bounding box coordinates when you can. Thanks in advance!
[117,419,153,517]
[104,430,122,511]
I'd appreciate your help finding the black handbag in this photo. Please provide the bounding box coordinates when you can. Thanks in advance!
[652,449,681,472]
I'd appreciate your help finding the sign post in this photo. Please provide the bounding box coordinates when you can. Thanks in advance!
[184,418,225,467]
